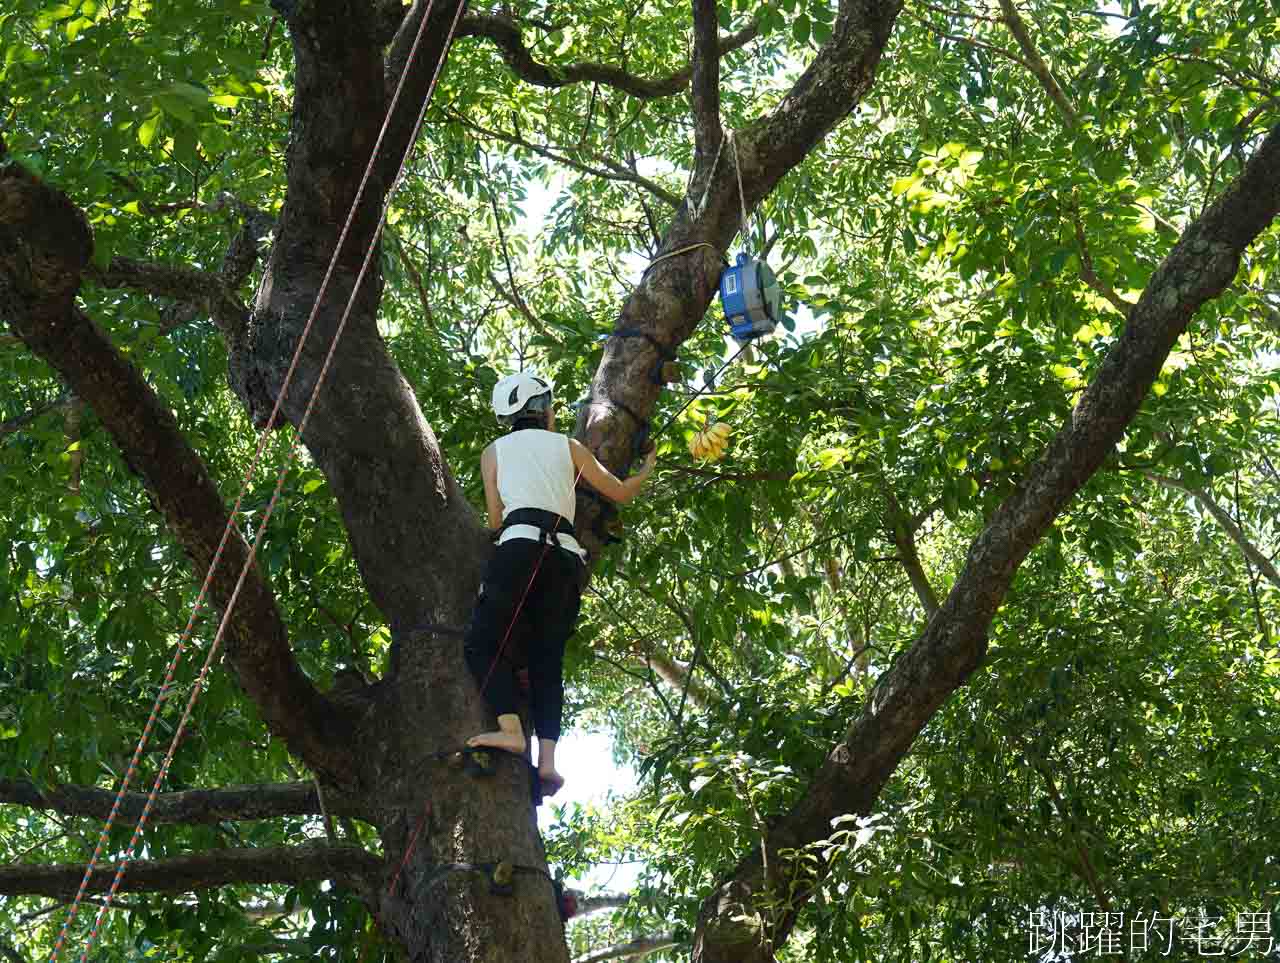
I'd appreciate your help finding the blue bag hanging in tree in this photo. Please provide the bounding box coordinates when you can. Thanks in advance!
[719,252,782,344]
[717,132,788,344]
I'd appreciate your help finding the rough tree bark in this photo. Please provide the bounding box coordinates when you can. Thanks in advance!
[31,0,1274,960]
[3,0,907,955]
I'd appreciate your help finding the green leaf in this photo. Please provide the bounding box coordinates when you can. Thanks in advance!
[137,109,162,148]
[892,174,922,197]
[65,15,91,39]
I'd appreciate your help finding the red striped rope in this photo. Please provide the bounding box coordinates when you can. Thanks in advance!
[51,1,466,957]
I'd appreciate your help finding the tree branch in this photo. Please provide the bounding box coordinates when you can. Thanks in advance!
[918,0,1005,24]
[662,465,791,483]
[573,935,680,963]
[996,0,1080,127]
[453,111,680,208]
[0,158,357,785]
[1072,213,1135,317]
[691,0,724,165]
[86,195,271,338]
[691,122,1280,962]
[457,13,759,100]
[484,175,543,336]
[91,257,250,339]
[882,486,940,618]
[382,0,469,188]
[0,779,332,826]
[570,0,903,559]
[216,198,275,291]
[1143,471,1280,590]
[647,645,715,710]
[921,23,1039,74]
[748,0,904,194]
[729,528,857,579]
[0,843,379,900]
[0,392,73,438]
[391,230,436,329]
[569,890,631,916]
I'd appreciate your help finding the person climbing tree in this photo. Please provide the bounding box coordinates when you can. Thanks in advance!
[464,371,657,796]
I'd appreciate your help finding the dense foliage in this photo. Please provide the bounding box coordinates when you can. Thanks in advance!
[2,0,1277,958]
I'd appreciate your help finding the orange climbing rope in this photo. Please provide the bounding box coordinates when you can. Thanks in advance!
[49,1,467,958]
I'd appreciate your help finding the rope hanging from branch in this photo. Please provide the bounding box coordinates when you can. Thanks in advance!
[50,2,468,958]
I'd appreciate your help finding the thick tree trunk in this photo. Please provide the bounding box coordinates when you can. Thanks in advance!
[5,0,906,957]
[232,123,570,963]
[360,629,569,962]
[223,0,572,955]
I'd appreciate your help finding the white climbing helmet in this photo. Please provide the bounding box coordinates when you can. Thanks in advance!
[491,371,554,420]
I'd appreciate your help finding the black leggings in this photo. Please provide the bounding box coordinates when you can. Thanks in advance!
[463,538,582,742]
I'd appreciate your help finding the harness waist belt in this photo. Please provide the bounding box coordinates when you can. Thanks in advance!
[500,508,575,539]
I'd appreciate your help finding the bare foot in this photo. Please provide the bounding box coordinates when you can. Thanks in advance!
[538,767,565,797]
[467,730,527,754]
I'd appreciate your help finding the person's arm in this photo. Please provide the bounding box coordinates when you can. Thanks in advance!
[481,444,504,529]
[569,439,656,504]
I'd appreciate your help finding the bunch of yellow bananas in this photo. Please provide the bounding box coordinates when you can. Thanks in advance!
[688,421,732,462]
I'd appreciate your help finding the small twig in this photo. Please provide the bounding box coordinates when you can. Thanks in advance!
[923,24,1038,75]
[1235,97,1280,137]
[390,231,437,329]
[482,167,541,332]
[451,110,680,207]
[1071,212,1134,317]
[918,0,1005,23]
[260,14,279,60]
[818,641,875,698]
[1,392,74,439]
[729,528,857,579]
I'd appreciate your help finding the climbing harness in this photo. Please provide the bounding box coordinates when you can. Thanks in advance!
[477,466,585,698]
[496,507,577,550]
[50,1,468,959]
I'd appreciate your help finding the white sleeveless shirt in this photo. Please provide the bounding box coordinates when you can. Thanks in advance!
[493,429,585,559]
